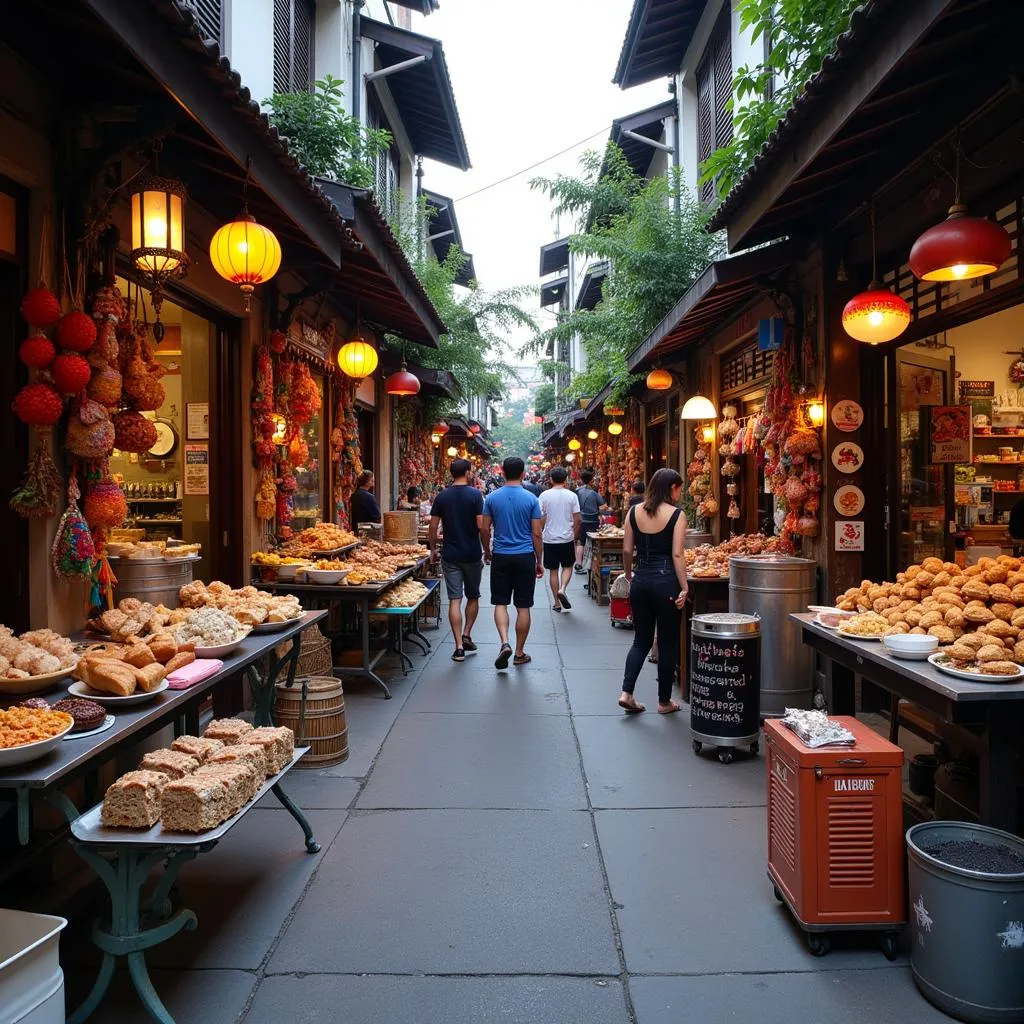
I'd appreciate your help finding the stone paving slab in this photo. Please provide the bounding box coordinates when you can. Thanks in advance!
[597,807,900,975]
[268,809,620,975]
[629,968,945,1024]
[358,712,587,809]
[576,715,766,809]
[554,642,636,671]
[247,974,629,1024]
[327,680,415,777]
[401,662,569,715]
[255,770,361,810]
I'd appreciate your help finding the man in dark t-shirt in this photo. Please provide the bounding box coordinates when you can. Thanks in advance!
[574,468,609,572]
[429,458,485,662]
[351,470,381,527]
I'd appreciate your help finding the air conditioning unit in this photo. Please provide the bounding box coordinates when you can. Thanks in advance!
[765,716,906,960]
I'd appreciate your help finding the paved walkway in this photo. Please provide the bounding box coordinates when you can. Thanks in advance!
[64,572,950,1023]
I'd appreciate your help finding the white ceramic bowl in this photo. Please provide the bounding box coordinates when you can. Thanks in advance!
[276,563,308,580]
[884,634,938,658]
[305,568,347,585]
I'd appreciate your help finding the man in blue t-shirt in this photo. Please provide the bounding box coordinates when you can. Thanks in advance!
[481,456,543,670]
[429,459,485,663]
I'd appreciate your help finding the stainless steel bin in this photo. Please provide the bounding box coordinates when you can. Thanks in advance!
[728,554,816,716]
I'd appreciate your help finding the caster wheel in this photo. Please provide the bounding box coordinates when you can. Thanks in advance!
[807,934,831,957]
[718,749,734,765]
[881,932,899,961]
[773,885,783,903]
[749,741,760,755]
[692,740,703,755]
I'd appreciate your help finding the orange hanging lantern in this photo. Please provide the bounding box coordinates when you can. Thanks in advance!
[337,337,379,379]
[210,214,282,312]
[646,367,672,391]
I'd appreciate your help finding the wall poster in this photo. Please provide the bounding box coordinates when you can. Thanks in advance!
[184,443,210,496]
[927,405,972,464]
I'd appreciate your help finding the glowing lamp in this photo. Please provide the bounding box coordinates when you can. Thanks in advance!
[384,360,420,396]
[680,395,717,420]
[701,424,715,444]
[130,177,188,276]
[587,429,599,440]
[272,415,288,444]
[447,445,458,457]
[567,438,581,451]
[807,401,825,427]
[565,452,577,462]
[432,421,448,435]
[842,288,910,344]
[646,367,672,391]
[210,213,282,312]
[608,420,623,436]
[337,338,379,379]
[910,204,1011,282]
[470,423,481,434]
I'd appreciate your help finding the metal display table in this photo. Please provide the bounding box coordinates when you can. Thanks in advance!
[265,562,426,699]
[793,612,1024,831]
[0,610,327,846]
[369,577,439,674]
[67,748,312,1024]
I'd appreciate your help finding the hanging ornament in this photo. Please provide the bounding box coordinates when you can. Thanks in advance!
[86,364,123,408]
[13,383,63,426]
[21,285,62,329]
[269,329,287,354]
[83,478,128,531]
[19,335,56,369]
[66,398,115,460]
[1010,355,1024,386]
[51,352,92,395]
[10,431,62,519]
[51,475,95,580]
[56,311,98,352]
[112,410,158,453]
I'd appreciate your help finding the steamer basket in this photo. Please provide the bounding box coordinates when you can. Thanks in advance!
[275,675,348,766]
[383,511,418,543]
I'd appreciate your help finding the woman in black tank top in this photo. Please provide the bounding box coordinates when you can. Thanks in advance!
[618,469,688,714]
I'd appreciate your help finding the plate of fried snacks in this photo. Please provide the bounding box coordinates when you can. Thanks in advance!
[929,651,1024,682]
[0,706,75,767]
[0,627,79,695]
[836,612,890,640]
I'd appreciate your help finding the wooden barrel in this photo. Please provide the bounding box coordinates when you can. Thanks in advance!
[110,556,195,607]
[275,675,348,766]
[383,510,418,543]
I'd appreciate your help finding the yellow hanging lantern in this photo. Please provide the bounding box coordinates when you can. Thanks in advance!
[587,429,599,440]
[210,213,282,312]
[608,419,623,436]
[646,367,672,391]
[337,338,379,379]
[567,438,581,451]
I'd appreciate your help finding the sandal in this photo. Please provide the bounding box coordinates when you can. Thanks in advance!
[553,603,562,613]
[451,648,466,662]
[462,636,478,652]
[618,699,645,714]
[495,643,512,670]
[658,701,682,715]
[513,653,532,666]
[557,591,572,609]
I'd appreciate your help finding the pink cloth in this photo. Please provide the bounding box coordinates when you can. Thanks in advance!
[167,658,224,690]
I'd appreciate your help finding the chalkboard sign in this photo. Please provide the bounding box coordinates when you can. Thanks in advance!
[690,617,761,741]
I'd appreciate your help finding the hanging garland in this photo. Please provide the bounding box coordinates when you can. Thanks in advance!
[688,425,717,526]
[252,343,276,521]
[719,404,741,526]
[331,373,362,528]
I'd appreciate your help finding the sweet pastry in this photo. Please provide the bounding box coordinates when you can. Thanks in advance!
[132,662,167,692]
[101,770,167,828]
[203,718,253,745]
[193,762,259,814]
[139,749,200,780]
[161,776,231,832]
[76,656,136,697]
[165,651,196,674]
[53,697,106,733]
[147,634,179,665]
[19,698,50,711]
[170,735,224,764]
[122,641,157,669]
[208,743,268,778]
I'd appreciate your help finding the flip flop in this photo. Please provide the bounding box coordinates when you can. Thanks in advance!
[618,699,645,714]
[513,653,532,666]
[658,701,682,715]
[495,644,512,670]
[553,604,562,613]
[558,591,572,609]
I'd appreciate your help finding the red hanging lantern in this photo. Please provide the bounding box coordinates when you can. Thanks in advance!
[432,421,448,435]
[469,423,482,434]
[19,335,56,369]
[841,288,911,345]
[13,383,63,426]
[20,286,61,329]
[384,360,421,397]
[51,352,92,395]
[56,311,98,352]
[910,203,1012,282]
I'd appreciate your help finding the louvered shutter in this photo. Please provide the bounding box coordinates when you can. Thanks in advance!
[273,0,291,93]
[273,0,316,93]
[712,8,733,149]
[696,50,715,205]
[184,0,222,46]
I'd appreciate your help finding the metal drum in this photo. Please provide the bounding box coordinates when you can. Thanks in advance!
[729,555,816,717]
[689,612,761,764]
[685,531,713,550]
[110,556,196,608]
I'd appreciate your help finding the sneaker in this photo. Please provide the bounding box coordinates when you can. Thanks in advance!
[558,590,572,610]
[494,643,512,670]
[462,636,478,653]
[451,648,465,662]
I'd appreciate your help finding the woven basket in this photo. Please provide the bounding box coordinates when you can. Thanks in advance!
[383,510,418,543]
[275,675,348,766]
[276,625,334,678]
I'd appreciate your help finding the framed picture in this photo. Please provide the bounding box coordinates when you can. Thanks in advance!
[926,405,972,464]
[834,520,865,552]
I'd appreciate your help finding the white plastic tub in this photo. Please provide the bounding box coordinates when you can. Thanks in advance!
[0,909,67,1024]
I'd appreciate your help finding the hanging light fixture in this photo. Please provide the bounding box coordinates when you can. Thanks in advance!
[910,145,1011,282]
[430,432,442,446]
[567,438,581,451]
[587,429,599,441]
[842,204,911,345]
[469,423,481,435]
[209,158,282,313]
[447,445,458,457]
[384,358,420,397]
[337,333,379,379]
[129,150,189,341]
[565,451,577,463]
[701,424,715,444]
[432,421,448,436]
[646,367,672,391]
[807,401,826,427]
[608,419,623,436]
[680,395,717,420]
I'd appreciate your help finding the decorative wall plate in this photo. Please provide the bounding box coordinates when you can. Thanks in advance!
[831,442,864,474]
[831,399,864,433]
[833,484,865,516]
[148,419,178,459]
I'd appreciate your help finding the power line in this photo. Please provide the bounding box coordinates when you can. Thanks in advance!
[453,125,612,203]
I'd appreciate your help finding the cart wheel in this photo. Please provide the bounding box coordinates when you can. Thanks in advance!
[773,885,783,903]
[881,932,899,961]
[807,934,831,957]
[718,749,734,765]
[749,741,760,755]
[692,740,702,755]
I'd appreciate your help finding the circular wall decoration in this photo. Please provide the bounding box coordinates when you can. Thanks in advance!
[148,420,178,459]
[831,399,864,433]
[832,442,864,474]
[833,484,865,517]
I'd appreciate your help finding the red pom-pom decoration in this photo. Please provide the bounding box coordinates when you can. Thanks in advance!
[21,287,61,329]
[19,335,56,369]
[269,330,287,353]
[51,352,92,395]
[56,311,97,352]
[84,479,127,530]
[13,383,64,426]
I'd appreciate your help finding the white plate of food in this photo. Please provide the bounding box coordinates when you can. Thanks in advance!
[192,637,248,659]
[835,613,889,641]
[64,714,116,739]
[67,679,170,705]
[927,652,1024,682]
[0,717,75,767]
[0,667,76,697]
[305,568,349,585]
[813,610,858,630]
[252,617,301,634]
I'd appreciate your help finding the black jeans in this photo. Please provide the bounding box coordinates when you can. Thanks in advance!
[622,561,682,704]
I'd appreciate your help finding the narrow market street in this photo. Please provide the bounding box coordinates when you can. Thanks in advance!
[60,577,942,1024]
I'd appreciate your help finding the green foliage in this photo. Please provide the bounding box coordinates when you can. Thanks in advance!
[264,75,392,189]
[700,0,861,200]
[528,146,723,405]
[489,415,540,461]
[387,196,536,420]
[533,382,556,418]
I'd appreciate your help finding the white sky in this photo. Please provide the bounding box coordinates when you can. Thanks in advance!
[410,0,668,352]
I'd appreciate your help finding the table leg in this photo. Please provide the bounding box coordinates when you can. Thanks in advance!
[980,703,1023,831]
[248,641,301,728]
[359,597,392,699]
[827,658,857,716]
[406,624,430,654]
[271,782,321,854]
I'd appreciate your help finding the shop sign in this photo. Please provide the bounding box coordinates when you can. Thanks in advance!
[834,520,865,552]
[689,632,759,731]
[959,380,995,399]
[926,405,972,463]
[186,402,209,440]
[184,443,209,495]
[287,320,332,365]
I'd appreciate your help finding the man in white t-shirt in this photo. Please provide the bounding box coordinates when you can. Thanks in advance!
[539,467,582,612]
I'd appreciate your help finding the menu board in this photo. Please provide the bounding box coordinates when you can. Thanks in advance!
[690,631,760,736]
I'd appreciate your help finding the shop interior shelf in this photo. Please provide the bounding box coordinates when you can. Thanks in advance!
[133,518,183,524]
[126,497,181,503]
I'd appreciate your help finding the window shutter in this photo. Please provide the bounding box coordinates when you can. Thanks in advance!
[696,50,715,205]
[273,0,291,94]
[273,0,316,94]
[184,0,222,47]
[712,9,733,149]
